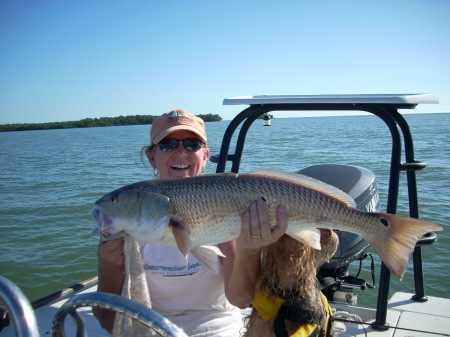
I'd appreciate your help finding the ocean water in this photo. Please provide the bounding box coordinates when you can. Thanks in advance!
[0,112,448,308]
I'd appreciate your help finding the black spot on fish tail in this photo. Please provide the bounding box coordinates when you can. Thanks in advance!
[380,218,389,227]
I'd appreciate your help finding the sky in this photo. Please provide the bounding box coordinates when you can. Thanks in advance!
[1,0,449,124]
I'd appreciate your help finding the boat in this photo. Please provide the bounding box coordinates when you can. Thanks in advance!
[1,94,448,336]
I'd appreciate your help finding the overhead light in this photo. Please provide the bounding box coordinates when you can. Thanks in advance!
[263,113,271,126]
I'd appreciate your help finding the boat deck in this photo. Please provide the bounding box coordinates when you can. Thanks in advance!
[332,292,450,336]
[2,286,449,336]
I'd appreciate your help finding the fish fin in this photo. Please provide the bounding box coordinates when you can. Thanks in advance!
[368,213,443,280]
[243,169,356,208]
[191,245,225,274]
[285,227,321,250]
[170,216,191,257]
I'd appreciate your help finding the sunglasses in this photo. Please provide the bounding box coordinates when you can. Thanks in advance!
[158,139,205,152]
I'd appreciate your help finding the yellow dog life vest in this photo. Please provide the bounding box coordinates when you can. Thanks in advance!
[252,288,333,337]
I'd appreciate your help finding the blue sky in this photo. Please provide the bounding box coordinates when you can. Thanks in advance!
[1,0,449,124]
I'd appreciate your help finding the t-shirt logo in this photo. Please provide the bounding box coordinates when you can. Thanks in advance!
[144,261,205,277]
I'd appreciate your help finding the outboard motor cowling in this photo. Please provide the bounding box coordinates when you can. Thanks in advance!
[297,164,380,303]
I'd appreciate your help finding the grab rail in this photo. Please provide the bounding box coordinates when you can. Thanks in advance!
[0,276,39,337]
[52,292,187,337]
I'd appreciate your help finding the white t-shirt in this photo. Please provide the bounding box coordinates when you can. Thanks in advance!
[141,244,243,337]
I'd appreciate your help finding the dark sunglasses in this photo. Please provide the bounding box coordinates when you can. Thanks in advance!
[158,139,205,152]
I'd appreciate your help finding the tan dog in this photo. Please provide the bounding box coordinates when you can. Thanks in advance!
[244,230,338,337]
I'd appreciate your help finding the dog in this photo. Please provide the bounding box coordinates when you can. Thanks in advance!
[243,230,338,337]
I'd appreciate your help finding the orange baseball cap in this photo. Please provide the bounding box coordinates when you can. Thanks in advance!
[150,109,207,145]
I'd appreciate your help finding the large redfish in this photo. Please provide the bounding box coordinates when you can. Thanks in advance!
[92,169,442,279]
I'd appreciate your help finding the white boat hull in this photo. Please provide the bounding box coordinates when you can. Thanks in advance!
[2,285,449,336]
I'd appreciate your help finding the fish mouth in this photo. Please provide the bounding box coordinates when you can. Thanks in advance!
[92,209,122,239]
[92,208,112,232]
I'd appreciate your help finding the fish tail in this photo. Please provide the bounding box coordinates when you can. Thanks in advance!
[368,213,443,280]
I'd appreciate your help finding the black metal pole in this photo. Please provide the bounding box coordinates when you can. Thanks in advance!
[364,107,402,330]
[389,110,428,301]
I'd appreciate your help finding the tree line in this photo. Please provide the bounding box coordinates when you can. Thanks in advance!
[0,113,222,132]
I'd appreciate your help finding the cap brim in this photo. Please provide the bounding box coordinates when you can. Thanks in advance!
[152,125,207,145]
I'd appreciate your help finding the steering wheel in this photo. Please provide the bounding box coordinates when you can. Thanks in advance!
[0,276,39,337]
[51,292,187,337]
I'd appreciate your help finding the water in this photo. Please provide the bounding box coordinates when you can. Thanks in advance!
[1,113,449,308]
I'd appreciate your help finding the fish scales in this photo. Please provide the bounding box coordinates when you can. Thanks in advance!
[112,173,377,249]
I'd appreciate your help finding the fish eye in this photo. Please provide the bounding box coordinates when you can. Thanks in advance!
[380,218,389,227]
[110,196,118,204]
